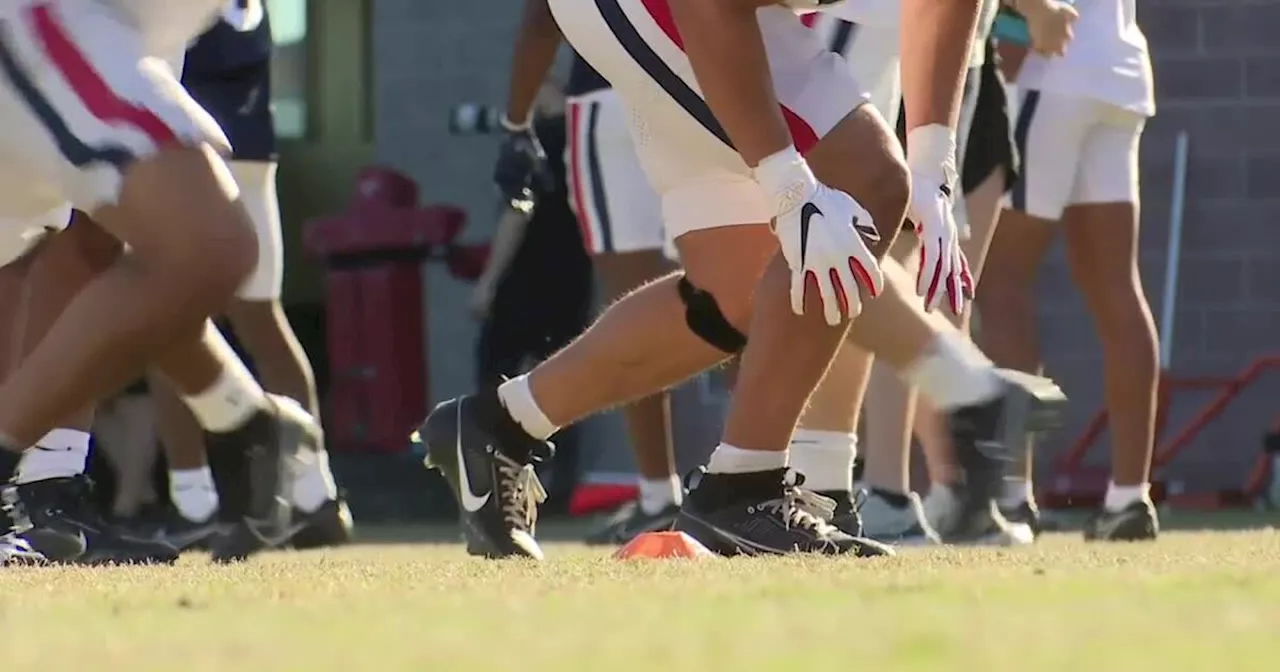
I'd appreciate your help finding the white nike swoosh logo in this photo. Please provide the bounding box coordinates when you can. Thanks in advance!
[456,403,491,512]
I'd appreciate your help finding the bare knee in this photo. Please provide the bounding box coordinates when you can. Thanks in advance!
[677,226,777,332]
[103,147,260,313]
[860,154,911,254]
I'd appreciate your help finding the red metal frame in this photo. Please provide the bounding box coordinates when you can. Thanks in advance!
[1043,355,1280,509]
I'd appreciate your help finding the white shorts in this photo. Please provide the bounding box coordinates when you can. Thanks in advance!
[0,203,73,268]
[0,0,228,217]
[1006,90,1144,221]
[229,160,283,300]
[808,15,901,130]
[565,88,664,256]
[548,0,868,238]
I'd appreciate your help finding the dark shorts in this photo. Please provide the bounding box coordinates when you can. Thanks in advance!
[895,44,1019,230]
[183,61,278,162]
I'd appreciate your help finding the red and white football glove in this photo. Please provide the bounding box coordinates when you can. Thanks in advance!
[756,146,885,326]
[906,125,973,315]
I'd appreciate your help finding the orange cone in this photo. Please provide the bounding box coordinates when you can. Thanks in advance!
[613,531,716,560]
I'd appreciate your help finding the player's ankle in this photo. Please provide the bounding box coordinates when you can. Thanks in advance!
[291,449,339,514]
[638,474,682,514]
[705,443,787,474]
[903,332,1002,411]
[14,429,90,484]
[171,466,219,521]
[496,375,558,440]
[184,365,268,433]
[1103,481,1150,512]
[1000,477,1034,509]
[788,429,856,493]
[870,487,911,508]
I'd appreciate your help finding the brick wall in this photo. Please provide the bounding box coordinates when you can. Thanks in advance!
[1035,0,1280,489]
[374,1,1279,491]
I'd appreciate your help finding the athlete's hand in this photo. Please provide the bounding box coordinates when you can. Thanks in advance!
[493,117,550,209]
[757,148,885,326]
[906,126,972,315]
[1019,0,1078,56]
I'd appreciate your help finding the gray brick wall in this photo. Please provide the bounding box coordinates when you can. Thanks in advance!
[373,1,1280,492]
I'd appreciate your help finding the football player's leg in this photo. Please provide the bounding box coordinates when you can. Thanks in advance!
[1062,110,1158,542]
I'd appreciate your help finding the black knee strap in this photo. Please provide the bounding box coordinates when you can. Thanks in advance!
[677,276,746,354]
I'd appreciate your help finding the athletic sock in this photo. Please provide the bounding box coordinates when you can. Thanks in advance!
[170,466,219,522]
[183,363,268,433]
[291,448,339,514]
[1103,481,1150,512]
[705,443,787,474]
[637,474,682,514]
[903,332,1003,411]
[496,375,558,440]
[788,429,856,493]
[15,429,90,484]
[1000,477,1034,509]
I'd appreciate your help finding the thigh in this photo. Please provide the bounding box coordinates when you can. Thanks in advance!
[0,0,230,215]
[1004,90,1091,222]
[564,89,664,256]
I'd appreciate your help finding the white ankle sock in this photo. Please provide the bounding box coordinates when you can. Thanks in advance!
[496,375,558,440]
[1104,482,1149,512]
[705,443,787,474]
[788,429,856,492]
[183,364,267,433]
[291,448,339,513]
[903,332,1003,411]
[1000,477,1034,508]
[637,474,682,514]
[16,429,90,484]
[170,466,219,522]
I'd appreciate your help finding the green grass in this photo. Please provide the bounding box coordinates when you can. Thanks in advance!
[3,519,1279,671]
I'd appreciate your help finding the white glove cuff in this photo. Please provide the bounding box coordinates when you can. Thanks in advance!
[754,146,817,217]
[906,124,958,179]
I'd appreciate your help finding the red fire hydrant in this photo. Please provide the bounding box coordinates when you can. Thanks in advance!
[304,167,486,454]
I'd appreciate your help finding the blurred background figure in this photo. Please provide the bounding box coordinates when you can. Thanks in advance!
[469,77,595,515]
[976,0,1159,542]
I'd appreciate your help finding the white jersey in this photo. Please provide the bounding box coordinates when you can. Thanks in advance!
[1016,0,1154,116]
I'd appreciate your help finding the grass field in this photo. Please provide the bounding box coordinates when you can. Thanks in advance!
[3,515,1278,671]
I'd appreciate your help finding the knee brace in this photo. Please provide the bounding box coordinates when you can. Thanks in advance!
[677,275,746,354]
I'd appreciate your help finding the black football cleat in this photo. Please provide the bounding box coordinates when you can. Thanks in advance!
[1084,500,1159,542]
[816,489,865,539]
[416,392,553,560]
[289,497,355,550]
[209,395,313,563]
[585,501,680,546]
[941,369,1065,542]
[120,507,224,553]
[0,532,44,566]
[1000,498,1046,539]
[674,468,894,557]
[6,477,177,565]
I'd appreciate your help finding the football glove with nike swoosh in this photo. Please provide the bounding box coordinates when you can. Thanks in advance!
[756,147,885,326]
[906,126,973,315]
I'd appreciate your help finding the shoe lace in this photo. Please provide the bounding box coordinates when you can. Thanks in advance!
[757,470,839,534]
[0,485,31,535]
[495,452,547,534]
